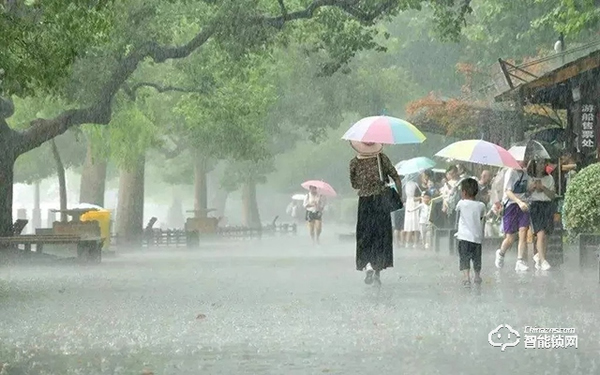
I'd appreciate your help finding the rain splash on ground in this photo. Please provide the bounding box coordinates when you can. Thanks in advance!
[1,230,599,374]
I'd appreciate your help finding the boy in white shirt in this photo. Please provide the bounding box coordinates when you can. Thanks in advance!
[455,178,487,287]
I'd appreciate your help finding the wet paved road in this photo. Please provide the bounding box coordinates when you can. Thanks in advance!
[1,234,599,375]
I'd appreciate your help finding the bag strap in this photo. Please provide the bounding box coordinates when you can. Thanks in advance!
[376,154,385,182]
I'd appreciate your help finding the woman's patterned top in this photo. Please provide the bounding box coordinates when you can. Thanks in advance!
[349,153,401,197]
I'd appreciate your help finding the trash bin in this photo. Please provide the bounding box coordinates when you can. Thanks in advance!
[81,209,111,249]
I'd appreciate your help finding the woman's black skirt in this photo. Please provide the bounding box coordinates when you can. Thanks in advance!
[356,193,393,271]
[530,201,555,235]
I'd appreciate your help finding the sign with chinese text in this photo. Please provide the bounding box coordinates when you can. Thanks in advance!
[579,104,597,151]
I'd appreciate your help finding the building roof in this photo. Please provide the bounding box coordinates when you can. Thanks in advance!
[495,49,600,107]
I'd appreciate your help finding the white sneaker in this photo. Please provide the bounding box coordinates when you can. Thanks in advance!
[533,253,540,267]
[424,243,430,250]
[495,250,505,269]
[536,259,551,271]
[366,263,374,271]
[515,260,529,272]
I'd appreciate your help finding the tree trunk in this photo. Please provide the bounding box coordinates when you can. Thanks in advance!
[32,181,41,232]
[211,189,229,218]
[193,153,208,218]
[167,190,185,229]
[241,179,261,228]
[116,155,145,246]
[79,141,107,206]
[50,139,68,222]
[0,157,16,237]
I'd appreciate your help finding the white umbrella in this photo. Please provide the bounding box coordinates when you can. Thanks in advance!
[71,203,104,210]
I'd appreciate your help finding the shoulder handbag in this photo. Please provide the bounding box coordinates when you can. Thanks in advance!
[377,154,403,212]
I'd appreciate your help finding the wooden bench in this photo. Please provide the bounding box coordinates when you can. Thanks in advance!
[146,229,187,247]
[0,234,103,263]
[261,216,297,236]
[185,217,220,247]
[11,219,28,235]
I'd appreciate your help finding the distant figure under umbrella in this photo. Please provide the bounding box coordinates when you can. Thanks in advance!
[303,186,326,244]
[349,141,402,286]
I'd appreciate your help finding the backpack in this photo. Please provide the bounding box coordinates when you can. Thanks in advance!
[445,181,463,215]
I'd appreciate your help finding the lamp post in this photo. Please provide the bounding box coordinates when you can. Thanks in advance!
[554,33,565,65]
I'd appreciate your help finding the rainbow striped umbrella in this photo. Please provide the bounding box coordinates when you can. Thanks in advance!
[435,140,521,169]
[341,116,426,145]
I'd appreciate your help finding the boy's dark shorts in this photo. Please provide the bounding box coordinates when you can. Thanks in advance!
[458,240,482,272]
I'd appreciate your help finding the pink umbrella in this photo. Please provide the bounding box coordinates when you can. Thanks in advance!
[301,180,337,197]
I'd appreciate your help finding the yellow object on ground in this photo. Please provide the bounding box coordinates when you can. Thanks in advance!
[81,210,111,249]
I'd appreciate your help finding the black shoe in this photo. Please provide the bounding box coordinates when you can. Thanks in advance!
[364,270,374,285]
[473,276,482,285]
[462,280,471,288]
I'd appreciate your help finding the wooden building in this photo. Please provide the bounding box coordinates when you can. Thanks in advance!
[494,48,600,166]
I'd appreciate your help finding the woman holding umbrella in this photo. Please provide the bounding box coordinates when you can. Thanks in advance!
[343,115,426,284]
[349,141,402,285]
[303,186,327,244]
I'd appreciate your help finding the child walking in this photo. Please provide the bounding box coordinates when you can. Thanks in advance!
[407,191,432,249]
[455,178,486,287]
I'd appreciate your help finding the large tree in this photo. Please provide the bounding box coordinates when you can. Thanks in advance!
[0,0,472,236]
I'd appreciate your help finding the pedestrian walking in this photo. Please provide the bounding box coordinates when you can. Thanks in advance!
[527,160,556,271]
[303,186,326,244]
[455,178,486,287]
[494,159,531,272]
[349,141,402,286]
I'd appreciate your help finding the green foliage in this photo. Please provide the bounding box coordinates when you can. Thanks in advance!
[220,159,275,193]
[461,0,557,64]
[532,0,600,36]
[104,98,159,170]
[564,163,600,237]
[174,48,278,161]
[0,0,114,96]
[8,96,86,183]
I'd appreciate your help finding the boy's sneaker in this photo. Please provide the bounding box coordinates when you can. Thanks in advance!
[536,259,551,271]
[533,253,540,267]
[515,259,529,272]
[462,280,471,288]
[473,276,482,285]
[495,250,505,269]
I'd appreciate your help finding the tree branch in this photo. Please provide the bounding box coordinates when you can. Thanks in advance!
[123,82,211,101]
[17,21,217,155]
[15,0,398,156]
[278,0,288,19]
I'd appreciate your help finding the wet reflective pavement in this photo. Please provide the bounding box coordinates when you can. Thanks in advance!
[1,236,599,374]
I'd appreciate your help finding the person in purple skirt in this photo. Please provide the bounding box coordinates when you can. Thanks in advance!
[494,160,531,272]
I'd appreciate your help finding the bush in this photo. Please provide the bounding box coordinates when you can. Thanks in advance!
[564,163,600,237]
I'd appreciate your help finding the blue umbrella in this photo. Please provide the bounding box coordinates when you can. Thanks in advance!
[395,157,436,176]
